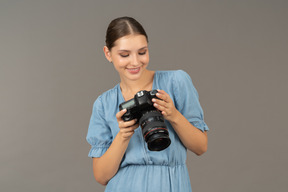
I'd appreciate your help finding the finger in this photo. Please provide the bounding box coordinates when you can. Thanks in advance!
[156,90,169,102]
[120,125,139,136]
[152,98,168,108]
[120,126,135,133]
[153,101,167,112]
[119,119,137,128]
[116,108,127,121]
[119,128,134,138]
[122,132,134,139]
[131,123,139,130]
[123,119,138,127]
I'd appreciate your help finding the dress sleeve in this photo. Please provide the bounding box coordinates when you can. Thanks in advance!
[86,95,113,157]
[174,70,209,132]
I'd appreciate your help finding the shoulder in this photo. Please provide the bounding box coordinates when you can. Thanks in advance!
[157,69,190,76]
[156,70,192,82]
[93,84,119,108]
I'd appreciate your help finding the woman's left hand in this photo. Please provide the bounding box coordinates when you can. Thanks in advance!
[152,90,179,122]
[152,89,208,155]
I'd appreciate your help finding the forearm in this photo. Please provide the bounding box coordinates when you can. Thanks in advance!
[169,111,208,155]
[93,133,130,185]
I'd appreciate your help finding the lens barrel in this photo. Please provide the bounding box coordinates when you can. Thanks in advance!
[139,110,171,151]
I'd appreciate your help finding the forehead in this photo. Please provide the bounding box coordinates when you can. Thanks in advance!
[112,34,148,51]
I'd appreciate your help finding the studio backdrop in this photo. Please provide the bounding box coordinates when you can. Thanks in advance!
[0,1,287,192]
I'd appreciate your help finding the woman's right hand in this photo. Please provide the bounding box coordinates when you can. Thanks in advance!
[93,109,139,185]
[116,109,139,141]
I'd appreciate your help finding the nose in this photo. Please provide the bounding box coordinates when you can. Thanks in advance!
[131,53,140,66]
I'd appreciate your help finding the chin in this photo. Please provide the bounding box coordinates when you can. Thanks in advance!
[125,66,147,80]
[126,73,142,81]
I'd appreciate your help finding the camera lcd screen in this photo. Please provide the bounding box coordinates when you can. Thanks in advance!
[121,99,135,109]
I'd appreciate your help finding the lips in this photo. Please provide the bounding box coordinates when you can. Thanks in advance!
[127,67,140,74]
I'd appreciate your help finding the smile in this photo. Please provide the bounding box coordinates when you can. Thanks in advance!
[127,67,141,74]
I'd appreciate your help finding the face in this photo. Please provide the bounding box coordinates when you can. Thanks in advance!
[104,34,149,81]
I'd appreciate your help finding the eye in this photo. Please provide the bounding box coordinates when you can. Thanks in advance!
[120,54,129,57]
[139,51,146,55]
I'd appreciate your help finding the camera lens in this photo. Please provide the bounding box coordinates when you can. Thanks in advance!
[139,110,171,151]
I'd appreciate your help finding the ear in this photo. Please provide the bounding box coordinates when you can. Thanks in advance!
[103,46,112,62]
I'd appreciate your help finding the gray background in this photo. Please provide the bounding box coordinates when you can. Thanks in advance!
[1,0,287,191]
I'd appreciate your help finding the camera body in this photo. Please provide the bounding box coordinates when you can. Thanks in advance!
[119,90,158,122]
[119,90,171,151]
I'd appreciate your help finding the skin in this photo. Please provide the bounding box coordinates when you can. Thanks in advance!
[104,34,152,97]
[93,34,208,185]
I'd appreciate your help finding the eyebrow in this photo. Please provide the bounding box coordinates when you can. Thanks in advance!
[118,46,148,52]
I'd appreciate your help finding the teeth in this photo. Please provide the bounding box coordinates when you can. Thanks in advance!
[128,68,139,71]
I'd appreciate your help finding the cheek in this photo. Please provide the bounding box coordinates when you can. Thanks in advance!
[142,55,150,64]
[113,57,127,68]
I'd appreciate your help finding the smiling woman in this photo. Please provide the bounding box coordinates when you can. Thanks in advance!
[86,16,209,192]
[103,34,150,84]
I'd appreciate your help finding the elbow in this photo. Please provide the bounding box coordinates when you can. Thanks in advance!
[192,142,208,156]
[97,180,108,186]
[94,173,109,186]
[195,145,207,156]
[195,132,208,156]
[188,145,207,156]
[92,158,110,186]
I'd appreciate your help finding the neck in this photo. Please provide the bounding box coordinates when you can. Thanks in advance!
[120,70,155,94]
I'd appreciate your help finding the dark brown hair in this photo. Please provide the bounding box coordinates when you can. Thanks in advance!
[105,16,148,50]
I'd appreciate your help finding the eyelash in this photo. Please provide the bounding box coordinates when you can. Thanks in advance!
[120,51,146,58]
[139,51,146,55]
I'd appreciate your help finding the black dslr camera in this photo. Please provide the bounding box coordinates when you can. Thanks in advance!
[119,90,171,151]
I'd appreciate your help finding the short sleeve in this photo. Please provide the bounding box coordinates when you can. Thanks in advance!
[174,70,209,132]
[86,96,113,158]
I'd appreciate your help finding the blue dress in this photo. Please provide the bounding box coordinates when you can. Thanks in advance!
[86,70,209,192]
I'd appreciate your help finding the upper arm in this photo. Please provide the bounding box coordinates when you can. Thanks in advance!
[174,70,209,132]
[86,96,113,158]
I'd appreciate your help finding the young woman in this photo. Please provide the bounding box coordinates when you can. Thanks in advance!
[86,16,209,192]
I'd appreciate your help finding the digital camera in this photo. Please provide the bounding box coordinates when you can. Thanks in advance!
[119,90,171,151]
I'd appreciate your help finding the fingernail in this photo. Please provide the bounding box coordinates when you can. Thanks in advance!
[152,98,156,102]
